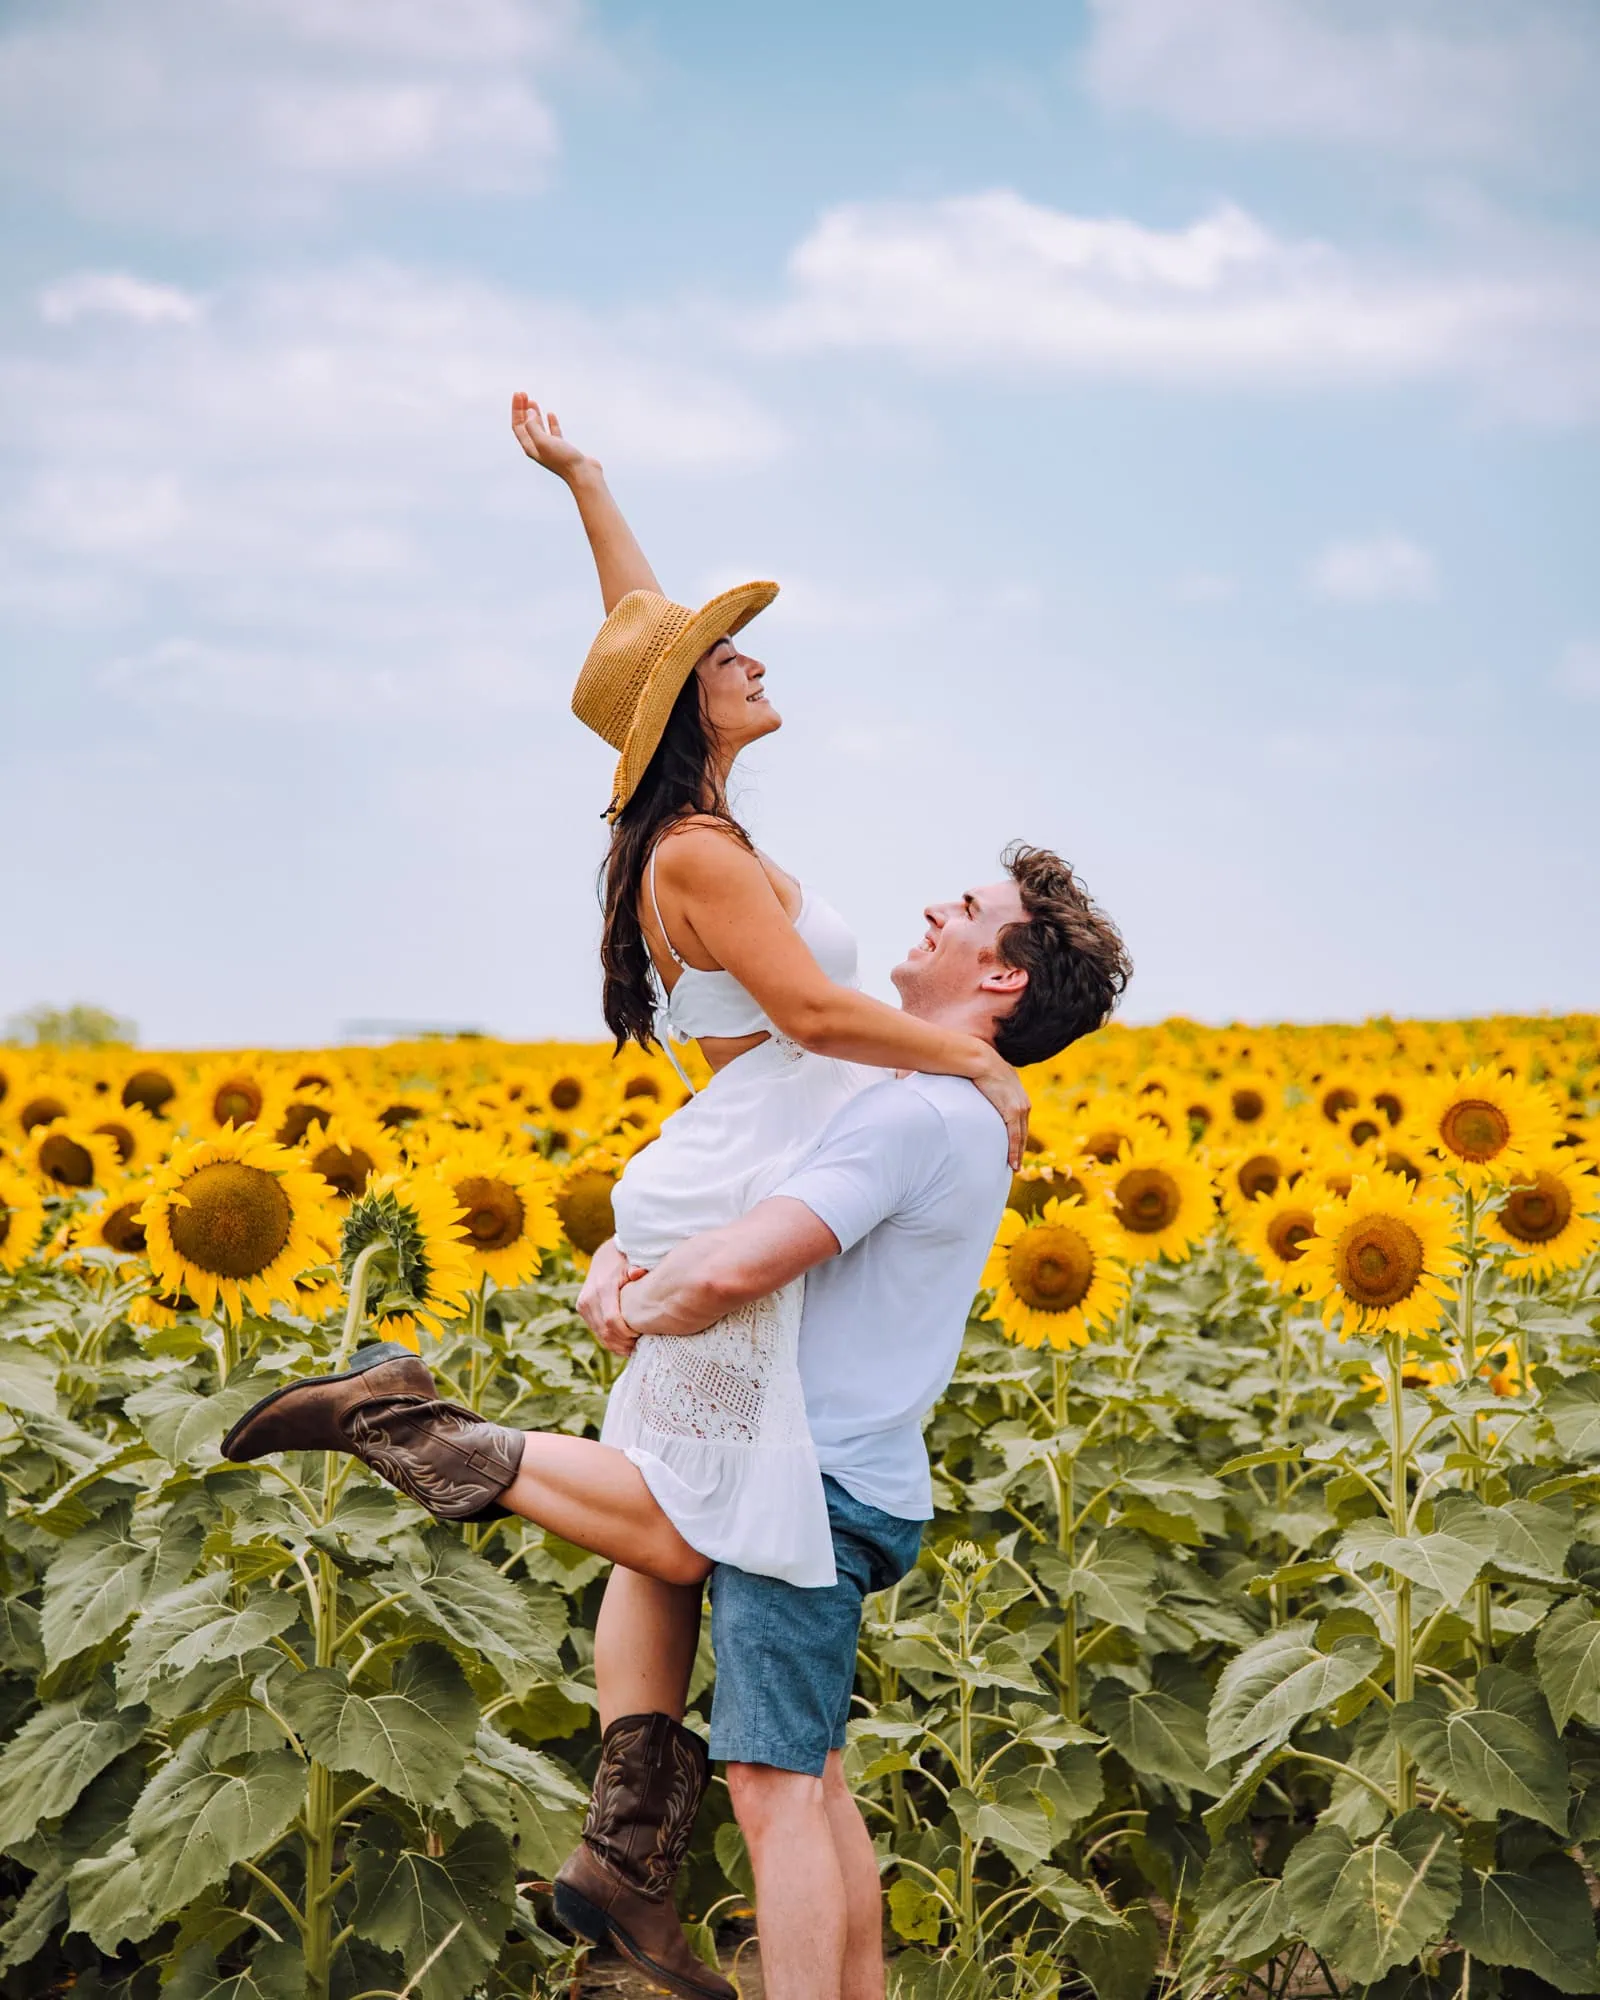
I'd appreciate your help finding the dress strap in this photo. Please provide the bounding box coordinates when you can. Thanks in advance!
[646,843,686,969]
[646,841,697,1096]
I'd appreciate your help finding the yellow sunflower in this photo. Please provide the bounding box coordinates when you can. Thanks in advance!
[1237,1184,1321,1293]
[1104,1139,1216,1265]
[1369,1082,1410,1130]
[300,1114,401,1202]
[185,1057,289,1136]
[11,1074,83,1139]
[982,1197,1128,1349]
[116,1062,183,1119]
[1214,1143,1306,1221]
[1483,1155,1600,1280]
[1007,1152,1100,1221]
[1312,1073,1365,1128]
[70,1176,155,1263]
[432,1133,560,1290]
[1357,1129,1437,1190]
[271,1083,341,1150]
[128,1284,198,1332]
[1072,1102,1172,1168]
[1419,1067,1563,1192]
[26,1120,124,1194]
[543,1064,597,1120]
[339,1172,475,1346]
[141,1128,339,1323]
[1297,1175,1462,1341]
[289,1267,345,1324]
[0,1164,48,1273]
[84,1101,166,1173]
[1220,1074,1278,1134]
[555,1146,627,1266]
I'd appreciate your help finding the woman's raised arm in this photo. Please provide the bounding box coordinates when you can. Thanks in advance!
[656,831,1031,1167]
[511,393,660,614]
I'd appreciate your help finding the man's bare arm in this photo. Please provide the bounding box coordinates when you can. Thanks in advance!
[621,1198,841,1337]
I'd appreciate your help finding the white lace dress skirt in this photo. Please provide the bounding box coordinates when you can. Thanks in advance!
[603,1036,868,1587]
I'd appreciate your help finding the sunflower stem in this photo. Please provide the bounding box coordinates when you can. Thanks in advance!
[1386,1332,1416,1812]
[302,1365,350,2000]
[1052,1352,1080,1725]
[216,1309,240,1383]
[1456,1189,1494,1664]
[1273,1301,1295,1626]
[333,1240,386,1369]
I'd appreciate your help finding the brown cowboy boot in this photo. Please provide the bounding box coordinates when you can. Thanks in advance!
[221,1348,524,1522]
[554,1713,734,2000]
[219,1342,438,1457]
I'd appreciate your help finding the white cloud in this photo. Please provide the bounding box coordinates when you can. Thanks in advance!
[97,633,560,722]
[1083,0,1600,167]
[1307,535,1437,603]
[1555,641,1600,700]
[39,271,204,326]
[0,257,784,720]
[0,0,581,224]
[756,190,1600,423]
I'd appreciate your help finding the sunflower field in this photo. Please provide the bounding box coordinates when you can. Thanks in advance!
[2,1017,1599,2000]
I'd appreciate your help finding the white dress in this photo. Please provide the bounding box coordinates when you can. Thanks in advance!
[602,858,868,1587]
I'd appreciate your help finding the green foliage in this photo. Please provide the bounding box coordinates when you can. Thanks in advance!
[2,1209,1600,1996]
[4,1002,135,1048]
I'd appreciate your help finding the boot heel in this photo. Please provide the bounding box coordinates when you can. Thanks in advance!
[552,1878,610,1945]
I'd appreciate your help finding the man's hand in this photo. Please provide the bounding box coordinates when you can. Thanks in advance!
[576,1238,647,1359]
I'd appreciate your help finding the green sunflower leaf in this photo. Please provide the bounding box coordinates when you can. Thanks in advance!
[128,1736,304,1917]
[1453,1853,1600,1993]
[279,1642,477,1810]
[1390,1668,1568,1833]
[351,1819,513,2000]
[0,1695,149,1851]
[1207,1622,1380,1763]
[1535,1595,1600,1731]
[1282,1808,1460,1985]
[40,1502,153,1669]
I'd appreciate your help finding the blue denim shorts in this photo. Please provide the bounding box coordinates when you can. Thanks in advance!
[707,1476,924,1776]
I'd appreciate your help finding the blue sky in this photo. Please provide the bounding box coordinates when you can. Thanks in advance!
[2,0,1597,1047]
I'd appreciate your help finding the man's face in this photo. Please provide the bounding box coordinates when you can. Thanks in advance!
[892,879,1029,1016]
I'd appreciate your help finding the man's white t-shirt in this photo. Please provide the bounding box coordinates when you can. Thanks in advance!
[768,1073,1010,1522]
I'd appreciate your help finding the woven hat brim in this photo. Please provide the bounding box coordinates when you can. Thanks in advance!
[607,579,779,819]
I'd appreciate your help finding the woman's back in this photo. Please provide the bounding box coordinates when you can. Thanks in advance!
[647,839,859,1047]
[613,850,869,1267]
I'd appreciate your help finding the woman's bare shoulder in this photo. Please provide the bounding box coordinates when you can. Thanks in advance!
[653,817,759,878]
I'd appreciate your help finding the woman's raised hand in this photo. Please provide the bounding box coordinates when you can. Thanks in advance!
[972,1048,1031,1171]
[511,392,593,482]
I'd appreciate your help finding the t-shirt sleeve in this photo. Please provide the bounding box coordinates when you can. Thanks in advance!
[768,1082,944,1253]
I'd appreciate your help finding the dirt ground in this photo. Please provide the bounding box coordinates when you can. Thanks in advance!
[575,1932,766,2000]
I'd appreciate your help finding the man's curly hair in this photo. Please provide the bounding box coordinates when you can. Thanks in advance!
[990,843,1132,1068]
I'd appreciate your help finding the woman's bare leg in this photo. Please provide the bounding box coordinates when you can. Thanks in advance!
[594,1567,704,1729]
[496,1431,710,1586]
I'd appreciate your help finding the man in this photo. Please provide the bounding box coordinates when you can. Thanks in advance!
[221,844,1129,2000]
[559,844,1131,2000]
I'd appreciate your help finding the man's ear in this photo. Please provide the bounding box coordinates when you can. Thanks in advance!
[978,963,1028,997]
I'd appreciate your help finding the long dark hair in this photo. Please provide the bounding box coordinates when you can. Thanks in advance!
[600,672,753,1051]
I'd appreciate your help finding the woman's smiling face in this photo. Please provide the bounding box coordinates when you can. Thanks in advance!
[696,634,782,755]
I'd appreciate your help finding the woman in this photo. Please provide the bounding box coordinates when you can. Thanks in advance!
[225,397,1026,1595]
[511,390,1026,1588]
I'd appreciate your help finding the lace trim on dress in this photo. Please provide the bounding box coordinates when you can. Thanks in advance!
[623,1281,811,1446]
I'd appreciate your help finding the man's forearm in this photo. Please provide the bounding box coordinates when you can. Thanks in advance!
[620,1199,841,1338]
[621,1231,738,1337]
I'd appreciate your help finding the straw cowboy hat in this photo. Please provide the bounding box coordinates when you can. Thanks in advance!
[571,581,778,819]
